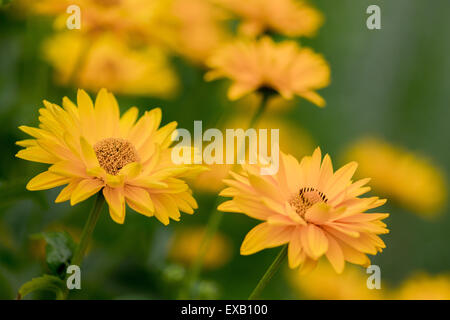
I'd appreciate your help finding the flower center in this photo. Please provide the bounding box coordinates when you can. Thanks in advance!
[289,187,328,217]
[93,138,139,175]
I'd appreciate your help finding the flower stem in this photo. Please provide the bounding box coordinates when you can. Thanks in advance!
[248,245,288,300]
[63,192,105,299]
[179,92,272,299]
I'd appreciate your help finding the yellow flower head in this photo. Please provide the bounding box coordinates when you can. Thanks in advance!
[43,32,179,98]
[205,37,330,106]
[345,138,447,217]
[216,0,323,38]
[16,89,203,225]
[219,148,389,274]
[392,273,450,300]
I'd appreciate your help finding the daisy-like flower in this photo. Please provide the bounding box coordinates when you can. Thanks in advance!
[16,88,202,225]
[205,37,330,106]
[218,148,389,273]
[216,0,323,38]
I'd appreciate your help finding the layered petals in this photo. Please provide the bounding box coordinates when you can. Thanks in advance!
[219,148,389,273]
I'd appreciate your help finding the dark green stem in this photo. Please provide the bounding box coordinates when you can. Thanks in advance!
[62,192,104,299]
[248,245,288,300]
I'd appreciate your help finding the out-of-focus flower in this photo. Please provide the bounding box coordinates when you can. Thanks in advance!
[20,0,174,44]
[288,261,385,299]
[168,0,232,65]
[392,273,450,300]
[344,138,447,217]
[219,148,389,273]
[216,0,323,38]
[16,89,204,224]
[43,32,178,98]
[169,226,233,269]
[205,37,330,106]
[192,114,315,193]
[20,0,231,65]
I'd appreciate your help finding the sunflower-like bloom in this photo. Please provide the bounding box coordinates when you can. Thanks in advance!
[218,148,389,273]
[16,89,202,225]
[345,138,447,217]
[205,37,330,106]
[216,0,323,38]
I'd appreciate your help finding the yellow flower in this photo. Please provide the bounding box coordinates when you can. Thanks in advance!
[392,273,450,300]
[219,148,389,273]
[205,37,330,106]
[43,32,179,98]
[21,0,173,44]
[192,113,315,193]
[16,89,202,225]
[169,226,233,269]
[167,0,232,64]
[344,138,447,217]
[216,0,323,38]
[288,261,385,299]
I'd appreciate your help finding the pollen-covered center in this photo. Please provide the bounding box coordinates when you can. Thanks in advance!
[93,138,139,175]
[289,187,328,217]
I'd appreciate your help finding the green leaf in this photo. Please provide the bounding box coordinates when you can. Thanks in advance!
[17,275,66,300]
[32,232,76,278]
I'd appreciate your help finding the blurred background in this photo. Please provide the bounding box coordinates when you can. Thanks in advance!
[0,0,449,299]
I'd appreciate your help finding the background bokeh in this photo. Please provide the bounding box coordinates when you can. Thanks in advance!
[0,0,449,299]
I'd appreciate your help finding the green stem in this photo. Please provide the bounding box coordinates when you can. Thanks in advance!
[248,245,288,300]
[179,91,272,299]
[62,193,105,299]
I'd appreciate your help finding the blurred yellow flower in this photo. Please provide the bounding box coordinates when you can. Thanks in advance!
[16,89,203,225]
[288,261,385,299]
[219,148,389,273]
[43,32,178,98]
[168,0,232,64]
[169,226,233,269]
[345,138,447,217]
[22,0,173,44]
[392,273,450,300]
[216,0,323,38]
[192,114,315,193]
[205,37,330,106]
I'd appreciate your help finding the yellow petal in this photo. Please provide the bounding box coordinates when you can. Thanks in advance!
[49,160,86,177]
[119,107,139,137]
[325,235,345,274]
[16,147,59,164]
[124,185,154,217]
[80,136,99,169]
[288,228,305,269]
[77,89,96,142]
[26,171,71,191]
[240,223,292,255]
[119,162,141,180]
[94,88,118,138]
[55,179,81,203]
[70,179,104,205]
[103,186,126,224]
